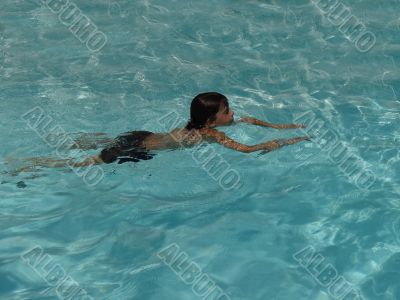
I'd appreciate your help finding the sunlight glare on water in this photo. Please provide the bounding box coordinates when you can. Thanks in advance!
[1,0,400,299]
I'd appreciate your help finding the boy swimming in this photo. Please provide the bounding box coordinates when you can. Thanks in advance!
[13,92,310,171]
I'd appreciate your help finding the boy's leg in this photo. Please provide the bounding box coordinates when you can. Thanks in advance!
[6,155,104,175]
[70,133,114,150]
[68,155,104,167]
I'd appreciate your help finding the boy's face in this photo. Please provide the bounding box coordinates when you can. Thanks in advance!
[207,102,234,127]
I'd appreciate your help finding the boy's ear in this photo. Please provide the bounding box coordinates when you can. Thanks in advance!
[205,116,217,127]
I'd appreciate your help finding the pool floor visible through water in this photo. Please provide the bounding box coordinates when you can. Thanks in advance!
[1,0,400,299]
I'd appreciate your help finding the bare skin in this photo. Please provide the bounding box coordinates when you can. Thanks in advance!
[8,103,309,172]
[141,103,308,153]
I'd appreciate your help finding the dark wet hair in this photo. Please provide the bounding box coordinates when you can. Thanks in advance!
[184,92,229,130]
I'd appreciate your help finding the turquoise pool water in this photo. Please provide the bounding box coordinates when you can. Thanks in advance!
[1,0,400,299]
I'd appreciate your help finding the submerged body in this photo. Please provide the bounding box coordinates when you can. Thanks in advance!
[99,131,155,164]
[11,92,310,171]
[96,121,309,165]
[98,127,211,164]
[142,128,204,150]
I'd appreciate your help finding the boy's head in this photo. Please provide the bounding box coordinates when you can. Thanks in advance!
[185,92,234,130]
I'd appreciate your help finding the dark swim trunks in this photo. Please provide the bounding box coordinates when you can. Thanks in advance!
[99,131,156,164]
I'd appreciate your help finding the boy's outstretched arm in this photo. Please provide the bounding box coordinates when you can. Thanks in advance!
[237,116,305,129]
[202,128,310,153]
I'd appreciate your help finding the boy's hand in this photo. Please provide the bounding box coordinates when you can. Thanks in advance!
[281,124,306,129]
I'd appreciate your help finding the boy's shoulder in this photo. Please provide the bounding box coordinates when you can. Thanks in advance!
[198,128,226,142]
